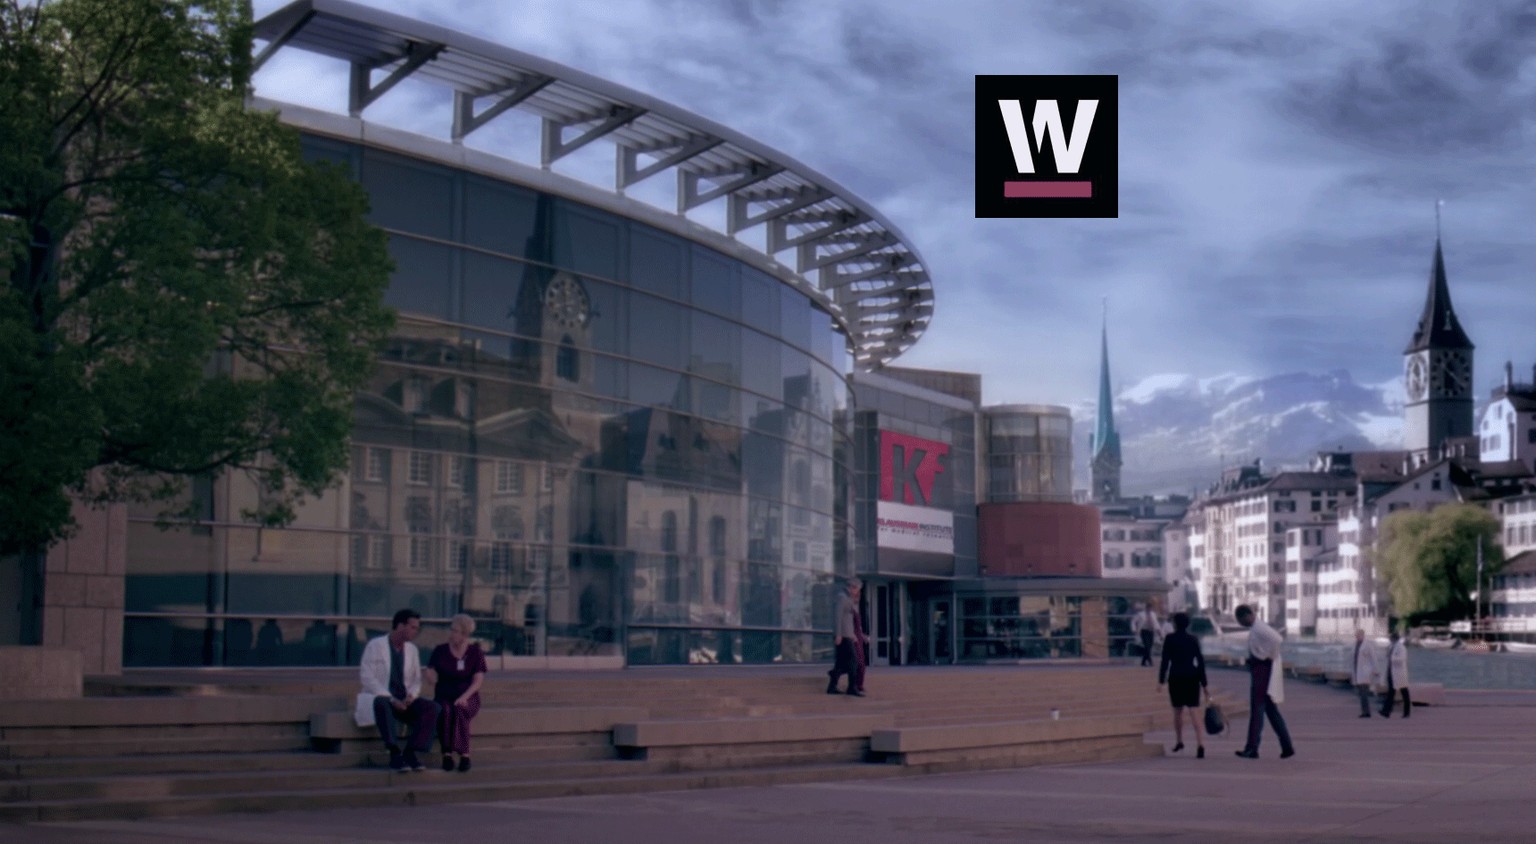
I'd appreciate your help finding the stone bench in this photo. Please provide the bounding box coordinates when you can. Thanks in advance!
[612,714,895,763]
[869,713,1158,771]
[309,705,644,753]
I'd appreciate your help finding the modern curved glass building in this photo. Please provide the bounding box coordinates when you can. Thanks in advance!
[120,0,934,667]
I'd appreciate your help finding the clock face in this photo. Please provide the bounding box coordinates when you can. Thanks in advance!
[1431,350,1471,397]
[543,273,590,328]
[1405,355,1427,402]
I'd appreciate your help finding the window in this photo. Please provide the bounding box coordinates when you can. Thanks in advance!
[447,540,470,572]
[406,377,433,415]
[712,561,728,605]
[351,533,390,570]
[448,456,467,489]
[408,451,434,485]
[557,335,580,382]
[409,536,433,570]
[365,447,389,482]
[489,542,514,571]
[495,461,524,495]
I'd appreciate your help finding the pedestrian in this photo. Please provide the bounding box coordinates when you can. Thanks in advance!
[827,579,866,696]
[1232,604,1295,760]
[1130,604,1160,666]
[1379,630,1411,718]
[427,613,488,772]
[1158,612,1208,758]
[1350,628,1380,719]
[355,608,441,773]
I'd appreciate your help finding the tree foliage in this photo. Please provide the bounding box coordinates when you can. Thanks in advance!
[0,0,394,554]
[1376,503,1504,623]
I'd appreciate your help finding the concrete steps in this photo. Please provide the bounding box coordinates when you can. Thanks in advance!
[0,762,916,823]
[0,664,1235,822]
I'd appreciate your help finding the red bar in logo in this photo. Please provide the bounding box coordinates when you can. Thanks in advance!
[1004,181,1093,198]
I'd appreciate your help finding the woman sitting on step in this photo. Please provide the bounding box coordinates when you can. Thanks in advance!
[427,614,489,772]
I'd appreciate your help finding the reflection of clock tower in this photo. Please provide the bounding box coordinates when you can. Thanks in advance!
[541,271,593,391]
[1403,240,1474,464]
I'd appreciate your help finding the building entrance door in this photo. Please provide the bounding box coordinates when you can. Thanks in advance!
[929,598,952,664]
[869,581,906,666]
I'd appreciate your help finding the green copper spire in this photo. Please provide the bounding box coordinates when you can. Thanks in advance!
[1091,307,1122,502]
[1093,315,1120,462]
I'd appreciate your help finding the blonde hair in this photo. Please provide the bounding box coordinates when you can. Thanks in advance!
[450,614,476,635]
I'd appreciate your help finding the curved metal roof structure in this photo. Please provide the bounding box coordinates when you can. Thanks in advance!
[252,0,934,368]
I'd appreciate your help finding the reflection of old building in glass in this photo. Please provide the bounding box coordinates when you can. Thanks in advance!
[111,0,933,669]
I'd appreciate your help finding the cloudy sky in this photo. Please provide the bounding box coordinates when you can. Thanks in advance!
[250,0,1536,410]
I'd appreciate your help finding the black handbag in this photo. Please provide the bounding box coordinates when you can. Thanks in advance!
[1204,701,1226,735]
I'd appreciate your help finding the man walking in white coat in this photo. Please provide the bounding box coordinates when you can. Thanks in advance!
[357,608,441,772]
[1234,604,1295,759]
[1130,604,1160,667]
[1351,628,1380,718]
[1379,630,1411,718]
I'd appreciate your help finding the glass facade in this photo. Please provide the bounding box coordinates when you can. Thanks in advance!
[123,137,855,667]
[983,405,1073,503]
[957,592,1145,661]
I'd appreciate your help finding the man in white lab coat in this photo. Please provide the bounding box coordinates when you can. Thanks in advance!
[1379,630,1411,718]
[1234,604,1295,760]
[356,608,441,772]
[1351,628,1380,718]
[1130,604,1160,667]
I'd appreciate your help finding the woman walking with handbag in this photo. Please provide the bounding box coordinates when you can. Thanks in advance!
[1158,612,1209,758]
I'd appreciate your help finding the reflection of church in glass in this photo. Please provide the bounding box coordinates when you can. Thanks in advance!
[105,2,914,670]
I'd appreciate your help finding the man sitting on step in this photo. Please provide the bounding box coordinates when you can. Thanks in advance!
[355,608,441,772]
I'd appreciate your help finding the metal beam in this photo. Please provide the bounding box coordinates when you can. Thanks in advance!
[727,187,833,235]
[797,232,898,272]
[618,134,723,190]
[677,162,784,212]
[768,209,868,254]
[823,254,919,288]
[251,9,314,74]
[452,75,554,141]
[541,105,646,167]
[349,41,444,116]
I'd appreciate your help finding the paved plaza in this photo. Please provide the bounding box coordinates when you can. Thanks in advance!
[5,674,1535,843]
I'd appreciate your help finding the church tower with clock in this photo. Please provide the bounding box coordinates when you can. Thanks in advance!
[1403,239,1474,465]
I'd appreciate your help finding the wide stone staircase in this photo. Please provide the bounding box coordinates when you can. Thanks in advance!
[0,664,1245,822]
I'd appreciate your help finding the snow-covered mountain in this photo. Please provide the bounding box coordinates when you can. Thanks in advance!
[1072,370,1404,496]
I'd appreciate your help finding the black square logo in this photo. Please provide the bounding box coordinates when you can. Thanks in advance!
[975,75,1118,218]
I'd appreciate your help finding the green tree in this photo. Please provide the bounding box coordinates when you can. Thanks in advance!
[1,0,393,634]
[1376,503,1504,623]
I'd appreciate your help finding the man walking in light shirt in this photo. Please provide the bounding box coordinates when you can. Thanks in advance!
[1233,604,1295,760]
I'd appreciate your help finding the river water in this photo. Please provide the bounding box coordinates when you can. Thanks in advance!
[1201,636,1536,691]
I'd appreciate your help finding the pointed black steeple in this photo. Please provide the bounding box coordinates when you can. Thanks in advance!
[1090,307,1122,503]
[1404,240,1474,354]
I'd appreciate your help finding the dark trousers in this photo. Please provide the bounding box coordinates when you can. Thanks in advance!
[1355,683,1374,715]
[1244,659,1294,754]
[373,695,441,752]
[828,640,857,691]
[1139,630,1155,666]
[1381,671,1412,717]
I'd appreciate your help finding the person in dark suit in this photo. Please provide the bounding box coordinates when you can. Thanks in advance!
[1158,612,1209,758]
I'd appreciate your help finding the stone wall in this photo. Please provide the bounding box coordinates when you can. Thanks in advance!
[42,500,127,675]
